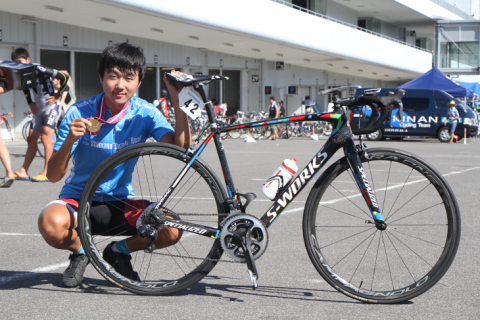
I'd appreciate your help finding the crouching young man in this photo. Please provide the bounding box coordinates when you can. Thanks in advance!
[38,42,191,287]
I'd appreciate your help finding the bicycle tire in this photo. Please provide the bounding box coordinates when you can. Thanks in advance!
[322,122,333,136]
[263,126,272,140]
[6,121,14,141]
[22,121,31,141]
[37,132,57,158]
[301,123,312,137]
[77,143,229,295]
[314,122,324,136]
[229,129,241,139]
[303,148,460,303]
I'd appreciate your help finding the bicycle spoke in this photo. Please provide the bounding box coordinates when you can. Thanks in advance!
[386,182,433,222]
[331,229,377,268]
[320,227,372,250]
[382,232,395,290]
[384,167,414,220]
[381,161,393,213]
[388,202,444,225]
[318,203,369,222]
[348,230,378,285]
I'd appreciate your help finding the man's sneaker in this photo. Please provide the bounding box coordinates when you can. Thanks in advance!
[62,254,89,288]
[103,242,140,281]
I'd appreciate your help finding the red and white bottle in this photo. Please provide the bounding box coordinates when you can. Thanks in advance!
[261,158,298,200]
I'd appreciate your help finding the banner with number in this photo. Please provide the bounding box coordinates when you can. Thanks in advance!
[179,87,204,119]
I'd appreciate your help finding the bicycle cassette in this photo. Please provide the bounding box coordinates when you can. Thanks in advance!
[220,214,268,262]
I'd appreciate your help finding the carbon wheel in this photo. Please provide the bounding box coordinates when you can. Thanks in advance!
[303,148,460,303]
[78,143,228,295]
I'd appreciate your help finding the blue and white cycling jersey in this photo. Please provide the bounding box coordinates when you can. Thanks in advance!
[54,93,174,201]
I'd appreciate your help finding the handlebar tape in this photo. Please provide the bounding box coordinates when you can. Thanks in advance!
[350,89,405,135]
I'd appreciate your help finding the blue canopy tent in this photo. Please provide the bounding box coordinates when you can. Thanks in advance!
[458,82,480,97]
[398,67,475,98]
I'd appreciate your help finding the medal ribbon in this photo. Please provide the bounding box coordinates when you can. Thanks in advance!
[87,95,130,136]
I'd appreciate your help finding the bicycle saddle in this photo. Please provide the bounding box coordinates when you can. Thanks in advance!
[166,73,229,87]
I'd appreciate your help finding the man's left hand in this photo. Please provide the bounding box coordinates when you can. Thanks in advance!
[46,93,61,105]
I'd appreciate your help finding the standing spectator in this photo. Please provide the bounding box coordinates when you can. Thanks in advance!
[446,100,460,144]
[52,70,76,128]
[11,48,69,182]
[219,102,228,117]
[0,74,14,187]
[158,89,171,118]
[279,100,286,117]
[268,96,279,140]
[53,70,76,114]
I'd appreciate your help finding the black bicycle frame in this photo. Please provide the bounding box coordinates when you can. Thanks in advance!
[153,84,384,237]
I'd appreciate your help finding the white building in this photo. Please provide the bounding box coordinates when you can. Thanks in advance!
[0,0,474,137]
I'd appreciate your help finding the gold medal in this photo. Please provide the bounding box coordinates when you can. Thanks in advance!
[87,118,102,133]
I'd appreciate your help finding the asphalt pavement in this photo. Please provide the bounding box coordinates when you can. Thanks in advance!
[0,135,479,319]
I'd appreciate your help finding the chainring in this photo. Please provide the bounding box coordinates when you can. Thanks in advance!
[220,214,268,262]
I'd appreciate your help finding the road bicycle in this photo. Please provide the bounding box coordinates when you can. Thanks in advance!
[1,112,14,141]
[22,111,58,158]
[77,77,460,304]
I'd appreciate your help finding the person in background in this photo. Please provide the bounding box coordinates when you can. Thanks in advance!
[52,70,76,115]
[0,135,14,187]
[219,102,228,117]
[52,70,76,128]
[11,47,69,182]
[446,100,460,144]
[158,89,171,118]
[0,71,14,187]
[268,96,279,140]
[279,100,286,117]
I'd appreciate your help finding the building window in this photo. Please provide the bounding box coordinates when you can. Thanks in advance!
[40,49,70,73]
[75,52,102,101]
[138,67,157,103]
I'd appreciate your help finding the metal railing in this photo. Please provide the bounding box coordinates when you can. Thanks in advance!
[270,0,431,53]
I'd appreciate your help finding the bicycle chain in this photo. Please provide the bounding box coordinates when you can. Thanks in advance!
[151,250,241,263]
[146,212,245,263]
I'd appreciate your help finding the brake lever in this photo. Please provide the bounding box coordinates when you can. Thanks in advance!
[395,101,404,128]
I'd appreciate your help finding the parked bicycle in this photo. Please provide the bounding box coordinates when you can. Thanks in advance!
[22,111,58,158]
[0,112,14,141]
[77,77,460,304]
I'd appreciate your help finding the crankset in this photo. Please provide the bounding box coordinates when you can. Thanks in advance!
[220,214,268,290]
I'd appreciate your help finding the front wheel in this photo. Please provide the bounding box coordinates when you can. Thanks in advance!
[303,148,460,303]
[77,143,228,295]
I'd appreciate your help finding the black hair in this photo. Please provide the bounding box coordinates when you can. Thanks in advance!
[269,96,275,101]
[11,48,30,60]
[161,89,167,97]
[98,42,146,81]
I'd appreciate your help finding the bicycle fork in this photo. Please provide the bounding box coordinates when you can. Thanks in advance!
[344,144,386,230]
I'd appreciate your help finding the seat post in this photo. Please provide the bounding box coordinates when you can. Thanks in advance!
[193,84,217,125]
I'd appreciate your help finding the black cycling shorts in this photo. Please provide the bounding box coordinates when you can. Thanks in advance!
[50,198,152,236]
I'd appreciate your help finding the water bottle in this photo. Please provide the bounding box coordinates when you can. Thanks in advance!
[262,158,298,200]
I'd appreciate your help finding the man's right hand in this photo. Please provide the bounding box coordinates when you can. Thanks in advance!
[66,118,92,142]
[29,102,39,115]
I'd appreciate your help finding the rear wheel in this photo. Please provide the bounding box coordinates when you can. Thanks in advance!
[77,143,228,295]
[303,148,460,303]
[367,129,383,141]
